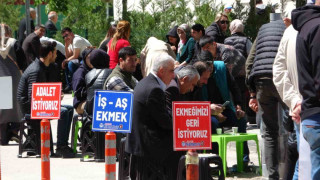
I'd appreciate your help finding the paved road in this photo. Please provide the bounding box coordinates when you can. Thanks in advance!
[0,93,262,180]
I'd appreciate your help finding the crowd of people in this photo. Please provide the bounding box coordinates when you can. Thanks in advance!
[1,0,320,179]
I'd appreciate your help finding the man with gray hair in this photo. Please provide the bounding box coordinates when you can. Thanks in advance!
[18,8,36,46]
[126,53,177,179]
[166,65,200,113]
[45,11,58,38]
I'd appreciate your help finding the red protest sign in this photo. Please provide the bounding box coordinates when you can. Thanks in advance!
[31,83,62,119]
[173,101,212,151]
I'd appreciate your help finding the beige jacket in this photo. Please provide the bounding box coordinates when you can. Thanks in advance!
[273,25,301,115]
[140,37,176,77]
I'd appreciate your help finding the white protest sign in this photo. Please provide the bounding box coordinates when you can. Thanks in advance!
[0,76,12,109]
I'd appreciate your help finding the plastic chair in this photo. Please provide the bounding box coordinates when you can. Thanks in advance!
[80,117,105,162]
[211,133,262,177]
[71,114,83,153]
[177,154,225,180]
[18,114,54,158]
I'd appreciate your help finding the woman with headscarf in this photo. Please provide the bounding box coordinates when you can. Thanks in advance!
[84,49,112,117]
[108,20,131,69]
[166,25,180,55]
[175,24,195,67]
[72,47,94,115]
[0,24,26,145]
[224,19,252,58]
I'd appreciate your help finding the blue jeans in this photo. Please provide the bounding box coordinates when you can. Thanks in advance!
[302,116,320,180]
[65,60,80,87]
[57,105,74,148]
[292,122,300,180]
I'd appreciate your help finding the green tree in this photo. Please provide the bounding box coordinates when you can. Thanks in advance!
[42,0,111,46]
[0,0,21,33]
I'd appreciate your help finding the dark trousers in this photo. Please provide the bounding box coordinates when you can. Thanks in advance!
[57,105,73,147]
[283,133,298,180]
[130,152,183,180]
[255,79,286,180]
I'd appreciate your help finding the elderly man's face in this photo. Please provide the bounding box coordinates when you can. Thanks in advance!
[180,75,199,94]
[161,61,175,85]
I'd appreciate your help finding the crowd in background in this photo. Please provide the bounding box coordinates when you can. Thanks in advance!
[1,0,320,179]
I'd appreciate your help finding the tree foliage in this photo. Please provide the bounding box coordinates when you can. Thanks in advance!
[25,0,287,53]
[39,0,111,46]
[0,0,21,32]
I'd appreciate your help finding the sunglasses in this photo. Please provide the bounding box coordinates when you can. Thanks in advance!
[219,20,229,25]
[62,34,69,39]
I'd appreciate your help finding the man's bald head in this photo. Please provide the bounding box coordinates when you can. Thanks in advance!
[30,8,36,20]
[48,11,58,24]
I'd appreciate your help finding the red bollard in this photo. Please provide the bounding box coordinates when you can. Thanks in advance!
[41,119,50,180]
[105,131,116,180]
[186,150,199,180]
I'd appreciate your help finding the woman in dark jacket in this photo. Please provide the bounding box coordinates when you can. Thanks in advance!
[205,12,229,43]
[71,48,94,115]
[166,25,180,55]
[224,19,252,58]
[85,49,112,117]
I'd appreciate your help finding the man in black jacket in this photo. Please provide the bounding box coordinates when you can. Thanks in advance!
[125,53,176,179]
[190,24,205,64]
[17,41,75,158]
[18,8,36,47]
[245,16,286,180]
[45,11,58,38]
[22,25,45,65]
[292,1,320,179]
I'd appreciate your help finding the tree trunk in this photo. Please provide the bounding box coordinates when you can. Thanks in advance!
[122,0,128,20]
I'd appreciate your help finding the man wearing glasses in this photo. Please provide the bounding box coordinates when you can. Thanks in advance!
[205,12,229,43]
[61,27,91,93]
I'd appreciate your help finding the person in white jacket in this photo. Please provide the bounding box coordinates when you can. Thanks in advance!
[272,4,311,179]
[140,37,176,77]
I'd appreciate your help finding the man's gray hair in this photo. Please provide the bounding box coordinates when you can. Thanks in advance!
[30,8,35,12]
[177,65,200,82]
[152,53,175,73]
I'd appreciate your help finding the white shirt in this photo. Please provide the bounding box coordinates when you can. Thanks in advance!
[40,36,65,56]
[68,35,91,58]
[151,71,167,91]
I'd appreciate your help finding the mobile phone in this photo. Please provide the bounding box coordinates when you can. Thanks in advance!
[221,101,230,107]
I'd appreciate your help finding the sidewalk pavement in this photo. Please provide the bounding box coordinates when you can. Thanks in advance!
[0,93,262,180]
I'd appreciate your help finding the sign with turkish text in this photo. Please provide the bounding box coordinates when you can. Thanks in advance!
[173,101,212,151]
[92,90,133,132]
[31,83,62,119]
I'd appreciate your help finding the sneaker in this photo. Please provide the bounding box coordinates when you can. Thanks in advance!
[10,136,20,143]
[55,146,76,158]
